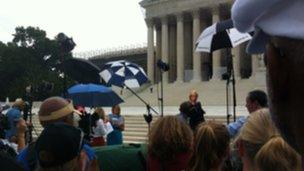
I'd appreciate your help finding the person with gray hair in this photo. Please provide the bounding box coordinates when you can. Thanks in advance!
[231,0,304,155]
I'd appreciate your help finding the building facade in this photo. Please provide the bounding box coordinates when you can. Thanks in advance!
[140,0,261,84]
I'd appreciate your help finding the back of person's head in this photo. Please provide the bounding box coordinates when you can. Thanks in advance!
[179,101,191,114]
[148,116,193,162]
[35,123,84,171]
[187,121,230,171]
[231,0,304,155]
[13,98,25,110]
[90,112,100,128]
[266,36,304,155]
[255,136,301,171]
[94,108,105,120]
[38,97,80,127]
[237,108,301,170]
[247,90,268,108]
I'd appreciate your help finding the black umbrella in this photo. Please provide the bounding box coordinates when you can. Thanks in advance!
[195,19,253,124]
[196,19,252,53]
[58,58,101,84]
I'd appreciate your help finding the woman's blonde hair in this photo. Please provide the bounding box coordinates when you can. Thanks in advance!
[148,116,193,162]
[255,136,301,171]
[187,121,230,171]
[237,108,301,171]
[94,108,105,120]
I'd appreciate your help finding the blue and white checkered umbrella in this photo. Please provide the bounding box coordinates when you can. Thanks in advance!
[99,60,148,88]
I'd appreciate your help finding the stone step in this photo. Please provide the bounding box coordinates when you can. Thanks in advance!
[123,131,148,137]
[125,127,148,132]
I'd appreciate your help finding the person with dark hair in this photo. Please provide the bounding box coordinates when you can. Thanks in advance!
[35,123,86,171]
[246,90,268,113]
[177,101,191,123]
[227,90,268,138]
[147,116,193,171]
[187,121,230,171]
[0,151,25,171]
[231,0,304,155]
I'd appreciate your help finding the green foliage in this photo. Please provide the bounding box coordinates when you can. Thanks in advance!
[0,26,75,101]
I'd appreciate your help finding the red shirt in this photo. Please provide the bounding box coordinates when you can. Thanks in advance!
[147,152,192,171]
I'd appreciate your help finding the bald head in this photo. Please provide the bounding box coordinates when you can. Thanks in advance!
[39,97,73,127]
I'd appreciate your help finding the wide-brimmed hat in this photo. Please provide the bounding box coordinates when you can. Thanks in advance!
[231,0,304,54]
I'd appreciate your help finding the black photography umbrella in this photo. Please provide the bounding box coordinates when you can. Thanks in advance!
[195,19,252,124]
[59,58,101,84]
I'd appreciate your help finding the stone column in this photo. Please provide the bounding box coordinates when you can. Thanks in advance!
[212,7,222,80]
[176,13,184,82]
[161,17,169,83]
[146,19,155,83]
[251,55,259,77]
[192,10,201,82]
[232,46,241,79]
[155,25,162,83]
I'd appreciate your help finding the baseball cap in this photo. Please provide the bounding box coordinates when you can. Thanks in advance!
[35,123,84,168]
[231,0,304,54]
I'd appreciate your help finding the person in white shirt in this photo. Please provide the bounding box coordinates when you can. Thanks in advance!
[91,108,113,146]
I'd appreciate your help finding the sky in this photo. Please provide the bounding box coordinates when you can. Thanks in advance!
[0,0,147,53]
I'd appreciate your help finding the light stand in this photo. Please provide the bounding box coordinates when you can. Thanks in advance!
[225,49,237,124]
[159,70,164,117]
[124,85,158,132]
[156,59,169,117]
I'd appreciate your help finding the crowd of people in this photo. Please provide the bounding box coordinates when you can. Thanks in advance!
[1,0,304,170]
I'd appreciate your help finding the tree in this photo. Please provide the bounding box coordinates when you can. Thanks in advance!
[0,26,75,101]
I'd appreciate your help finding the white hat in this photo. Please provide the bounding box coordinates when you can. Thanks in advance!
[231,0,304,54]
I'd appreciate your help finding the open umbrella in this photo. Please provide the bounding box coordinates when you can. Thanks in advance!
[99,60,148,88]
[195,19,252,124]
[196,19,252,53]
[67,84,123,107]
[59,58,101,84]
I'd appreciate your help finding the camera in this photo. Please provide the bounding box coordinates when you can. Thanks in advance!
[56,33,76,53]
[157,59,170,72]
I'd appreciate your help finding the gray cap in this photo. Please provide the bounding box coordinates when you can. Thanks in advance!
[231,0,304,54]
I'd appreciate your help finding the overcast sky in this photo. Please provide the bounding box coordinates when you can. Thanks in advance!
[0,0,147,53]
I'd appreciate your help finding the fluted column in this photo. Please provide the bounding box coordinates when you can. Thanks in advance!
[232,46,241,79]
[176,13,184,82]
[161,17,169,83]
[192,10,201,82]
[251,55,259,77]
[146,19,155,83]
[155,26,162,83]
[212,7,222,80]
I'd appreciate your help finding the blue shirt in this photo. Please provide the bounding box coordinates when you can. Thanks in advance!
[17,144,95,171]
[227,116,247,138]
[107,114,124,145]
[5,107,22,139]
